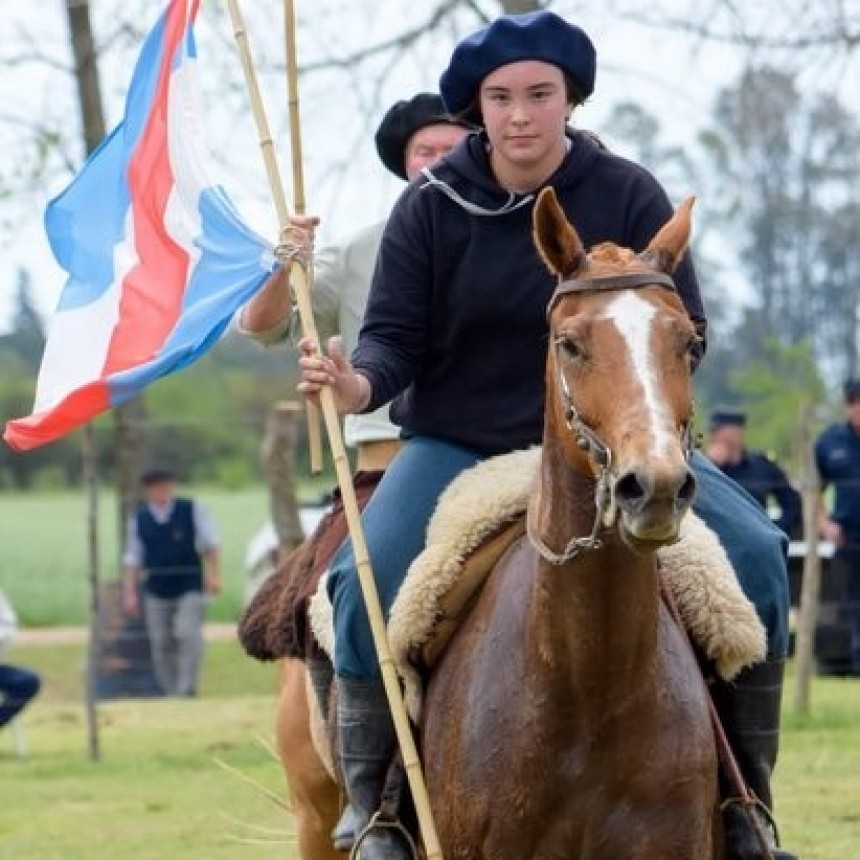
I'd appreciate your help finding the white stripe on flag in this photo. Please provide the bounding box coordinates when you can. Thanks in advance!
[33,210,140,413]
[164,50,208,262]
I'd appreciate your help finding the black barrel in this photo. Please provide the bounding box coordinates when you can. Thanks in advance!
[94,581,162,699]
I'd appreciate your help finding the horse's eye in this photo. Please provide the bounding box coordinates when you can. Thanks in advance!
[557,336,583,361]
[683,335,702,359]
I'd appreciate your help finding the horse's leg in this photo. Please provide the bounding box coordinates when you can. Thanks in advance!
[276,658,341,860]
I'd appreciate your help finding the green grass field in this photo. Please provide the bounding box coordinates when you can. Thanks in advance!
[2,489,860,858]
[1,639,859,859]
[0,640,296,860]
[0,484,330,627]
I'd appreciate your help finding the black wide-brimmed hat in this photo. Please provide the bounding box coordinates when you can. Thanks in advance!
[439,11,596,123]
[374,93,471,180]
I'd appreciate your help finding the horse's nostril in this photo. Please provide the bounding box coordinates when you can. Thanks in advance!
[677,470,697,508]
[615,472,647,507]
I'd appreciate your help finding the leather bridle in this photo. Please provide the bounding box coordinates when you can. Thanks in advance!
[527,272,696,566]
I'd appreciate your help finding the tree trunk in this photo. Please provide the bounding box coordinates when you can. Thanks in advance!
[66,0,146,547]
[65,0,106,764]
[793,402,821,714]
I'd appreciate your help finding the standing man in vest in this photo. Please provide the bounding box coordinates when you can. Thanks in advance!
[123,467,221,696]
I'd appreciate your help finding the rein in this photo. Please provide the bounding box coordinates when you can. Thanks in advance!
[659,570,777,859]
[527,272,695,566]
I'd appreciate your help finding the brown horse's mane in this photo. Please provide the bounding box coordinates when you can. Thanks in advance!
[587,242,637,265]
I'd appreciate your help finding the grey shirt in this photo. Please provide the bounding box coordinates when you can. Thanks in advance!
[239,221,400,447]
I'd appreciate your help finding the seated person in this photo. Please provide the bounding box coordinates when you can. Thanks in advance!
[0,589,41,731]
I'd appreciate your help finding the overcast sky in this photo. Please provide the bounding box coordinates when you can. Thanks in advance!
[0,0,857,331]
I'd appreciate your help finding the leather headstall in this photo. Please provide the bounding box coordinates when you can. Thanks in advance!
[547,272,677,319]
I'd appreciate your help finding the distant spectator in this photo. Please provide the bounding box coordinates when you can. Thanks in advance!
[815,380,860,676]
[0,589,41,730]
[122,467,221,696]
[706,408,802,538]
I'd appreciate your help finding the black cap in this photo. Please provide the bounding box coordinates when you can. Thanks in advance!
[140,466,177,486]
[844,380,860,403]
[374,93,472,180]
[709,409,747,431]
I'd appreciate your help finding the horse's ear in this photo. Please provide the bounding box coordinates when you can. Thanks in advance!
[643,196,696,273]
[533,187,586,279]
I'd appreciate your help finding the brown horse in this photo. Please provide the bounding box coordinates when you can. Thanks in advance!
[421,187,721,859]
[274,188,720,859]
[275,658,341,860]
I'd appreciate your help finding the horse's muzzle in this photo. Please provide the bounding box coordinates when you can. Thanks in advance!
[613,465,697,545]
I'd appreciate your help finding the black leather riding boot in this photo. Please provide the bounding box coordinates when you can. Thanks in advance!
[305,655,359,851]
[711,659,798,860]
[337,677,411,860]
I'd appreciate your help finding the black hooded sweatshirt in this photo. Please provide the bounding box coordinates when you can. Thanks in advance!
[351,129,707,456]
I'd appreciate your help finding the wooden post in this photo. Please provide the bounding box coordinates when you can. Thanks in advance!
[81,424,101,761]
[793,402,821,714]
[260,400,305,561]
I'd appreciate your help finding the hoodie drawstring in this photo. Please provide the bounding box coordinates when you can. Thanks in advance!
[419,167,534,217]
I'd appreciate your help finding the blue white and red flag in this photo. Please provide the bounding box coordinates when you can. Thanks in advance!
[4,0,274,451]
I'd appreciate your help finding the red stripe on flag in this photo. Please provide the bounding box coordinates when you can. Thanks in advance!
[3,382,111,452]
[102,0,199,376]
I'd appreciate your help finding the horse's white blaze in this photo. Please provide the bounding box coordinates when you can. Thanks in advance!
[600,291,675,459]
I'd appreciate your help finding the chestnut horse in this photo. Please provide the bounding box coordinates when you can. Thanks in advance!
[421,187,720,858]
[276,188,721,859]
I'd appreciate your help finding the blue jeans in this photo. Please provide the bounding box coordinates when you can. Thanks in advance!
[690,452,789,660]
[328,436,485,678]
[0,663,41,728]
[329,440,790,679]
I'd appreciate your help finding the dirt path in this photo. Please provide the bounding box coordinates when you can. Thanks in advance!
[17,622,237,646]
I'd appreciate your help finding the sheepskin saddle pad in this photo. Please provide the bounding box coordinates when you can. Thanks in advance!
[311,447,766,721]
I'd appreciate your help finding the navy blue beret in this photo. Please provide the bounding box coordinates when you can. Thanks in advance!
[709,409,747,431]
[374,93,472,181]
[843,380,860,402]
[439,11,596,121]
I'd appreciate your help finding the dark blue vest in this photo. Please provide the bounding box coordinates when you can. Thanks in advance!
[137,498,203,598]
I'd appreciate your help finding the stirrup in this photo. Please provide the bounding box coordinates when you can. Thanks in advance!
[349,810,419,860]
[721,792,781,858]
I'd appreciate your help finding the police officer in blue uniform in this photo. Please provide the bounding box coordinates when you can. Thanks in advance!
[815,380,860,676]
[707,409,802,538]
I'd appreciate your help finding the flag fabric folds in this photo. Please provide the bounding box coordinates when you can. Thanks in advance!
[4,0,275,451]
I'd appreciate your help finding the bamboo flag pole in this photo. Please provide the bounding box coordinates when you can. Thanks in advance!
[227,3,444,859]
[226,0,321,472]
[282,0,323,474]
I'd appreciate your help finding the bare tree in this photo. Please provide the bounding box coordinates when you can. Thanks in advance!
[697,66,860,380]
[64,0,146,549]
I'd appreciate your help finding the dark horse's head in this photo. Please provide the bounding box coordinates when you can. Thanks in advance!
[533,187,699,551]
